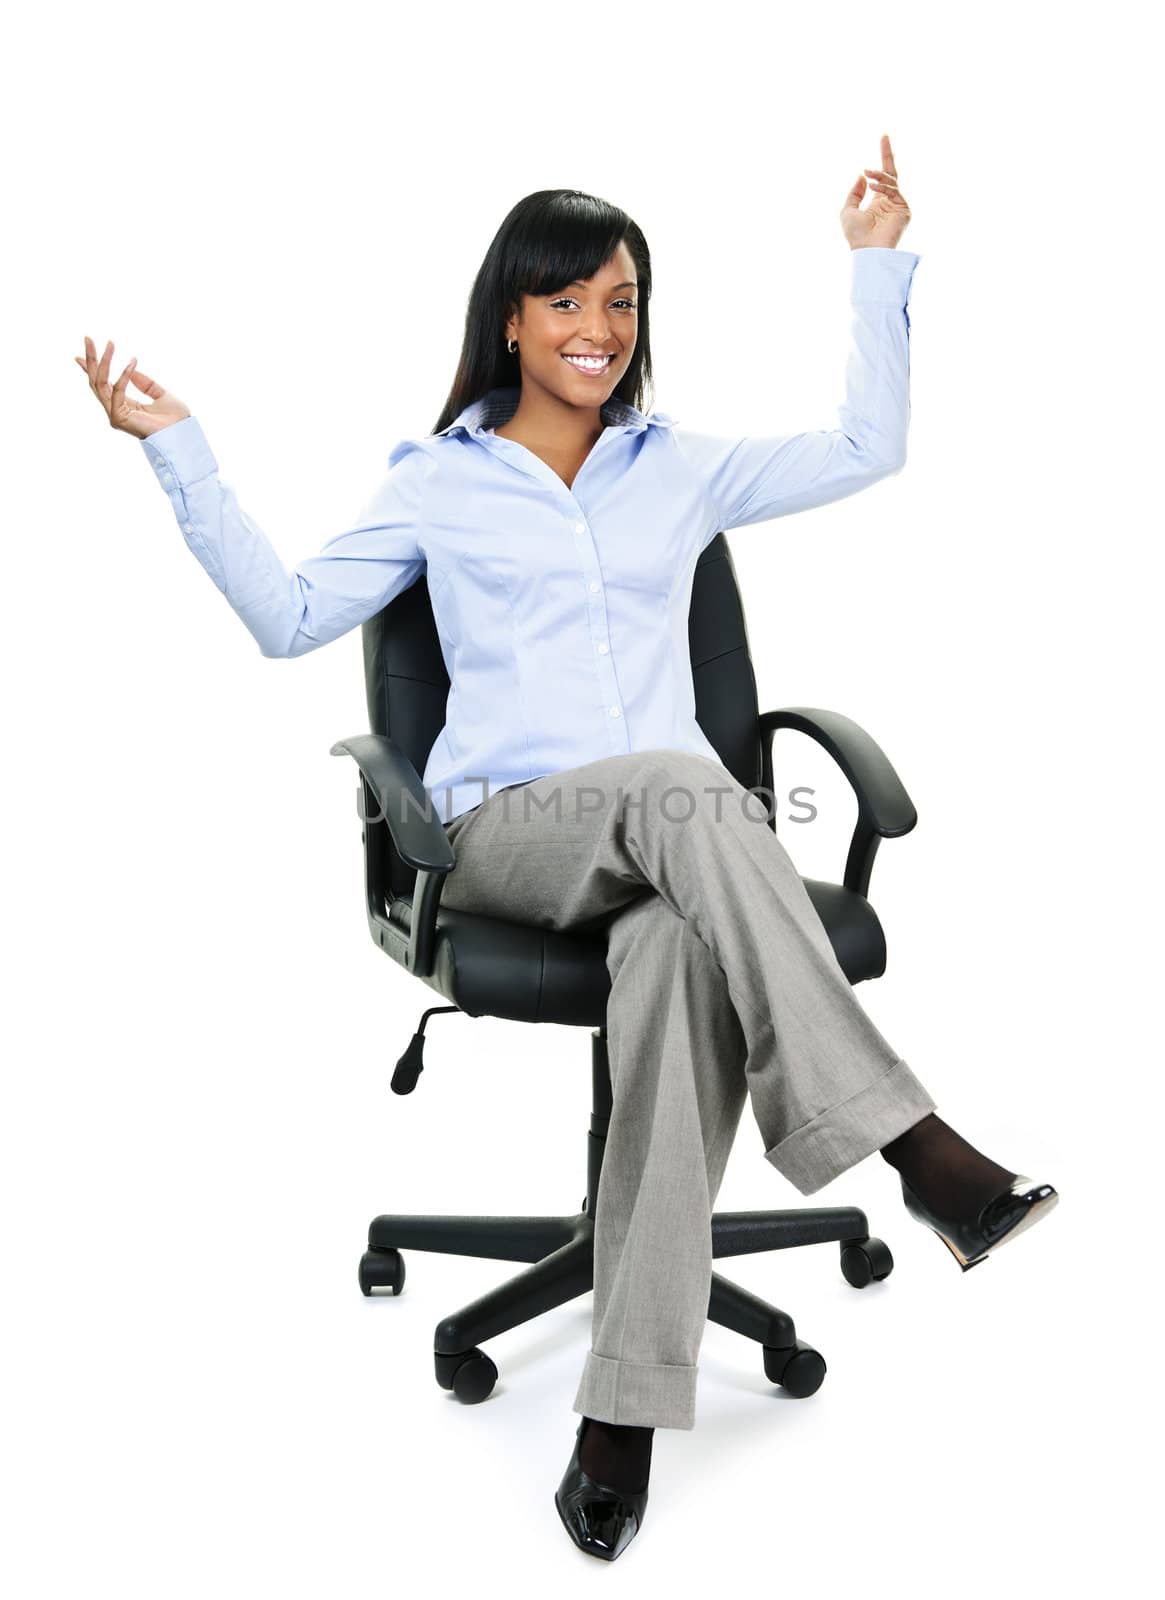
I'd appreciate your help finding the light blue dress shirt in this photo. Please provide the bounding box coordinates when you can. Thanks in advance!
[141,245,919,823]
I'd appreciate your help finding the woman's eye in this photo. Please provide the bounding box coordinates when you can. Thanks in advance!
[549,297,636,311]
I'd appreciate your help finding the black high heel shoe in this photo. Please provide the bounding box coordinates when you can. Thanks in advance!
[554,1417,651,1561]
[899,1172,1059,1271]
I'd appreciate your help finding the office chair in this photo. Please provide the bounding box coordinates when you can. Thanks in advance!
[331,531,916,1406]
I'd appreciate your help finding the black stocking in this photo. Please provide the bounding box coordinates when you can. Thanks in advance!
[880,1112,1017,1219]
[578,1416,654,1495]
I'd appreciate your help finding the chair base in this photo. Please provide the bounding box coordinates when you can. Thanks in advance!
[360,1029,894,1405]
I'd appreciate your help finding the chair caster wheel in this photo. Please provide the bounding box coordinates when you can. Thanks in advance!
[359,1247,405,1296]
[840,1236,894,1287]
[764,1340,826,1397]
[435,1347,498,1404]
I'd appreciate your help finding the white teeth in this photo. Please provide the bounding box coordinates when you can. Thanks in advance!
[563,354,611,370]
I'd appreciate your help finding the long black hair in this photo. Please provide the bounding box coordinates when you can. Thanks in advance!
[431,189,655,435]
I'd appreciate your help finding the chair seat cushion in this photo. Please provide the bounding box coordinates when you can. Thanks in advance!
[390,877,886,1025]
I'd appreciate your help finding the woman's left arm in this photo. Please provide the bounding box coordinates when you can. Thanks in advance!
[674,135,919,538]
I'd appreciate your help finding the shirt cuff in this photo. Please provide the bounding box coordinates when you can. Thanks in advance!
[140,414,219,487]
[850,246,920,305]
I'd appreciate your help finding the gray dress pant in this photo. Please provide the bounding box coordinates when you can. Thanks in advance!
[438,750,937,1430]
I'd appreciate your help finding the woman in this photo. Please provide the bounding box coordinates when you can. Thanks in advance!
[76,135,1058,1563]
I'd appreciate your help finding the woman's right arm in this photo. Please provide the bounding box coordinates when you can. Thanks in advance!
[76,337,429,659]
[140,415,430,658]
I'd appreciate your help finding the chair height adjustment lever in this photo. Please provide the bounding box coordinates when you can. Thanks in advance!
[391,1005,462,1095]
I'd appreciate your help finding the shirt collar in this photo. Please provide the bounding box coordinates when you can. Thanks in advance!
[435,384,676,439]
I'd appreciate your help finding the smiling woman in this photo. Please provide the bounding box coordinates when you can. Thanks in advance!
[431,192,651,471]
[77,148,1058,1568]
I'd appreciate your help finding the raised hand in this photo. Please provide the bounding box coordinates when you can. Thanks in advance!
[74,336,191,439]
[840,134,912,251]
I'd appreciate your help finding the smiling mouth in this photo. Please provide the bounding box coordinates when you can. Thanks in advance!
[561,353,614,374]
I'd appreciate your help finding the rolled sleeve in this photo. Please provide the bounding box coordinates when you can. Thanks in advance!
[141,414,219,486]
[849,245,921,303]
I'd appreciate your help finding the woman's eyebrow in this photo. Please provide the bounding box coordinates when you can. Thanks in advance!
[565,279,638,291]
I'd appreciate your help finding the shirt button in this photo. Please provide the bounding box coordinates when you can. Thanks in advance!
[182,523,194,534]
[609,706,621,718]
[160,474,173,487]
[588,581,600,593]
[574,519,585,533]
[598,642,609,654]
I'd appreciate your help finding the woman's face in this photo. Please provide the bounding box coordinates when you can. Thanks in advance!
[505,239,639,411]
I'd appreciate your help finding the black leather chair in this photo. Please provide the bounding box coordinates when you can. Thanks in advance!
[332,530,916,1405]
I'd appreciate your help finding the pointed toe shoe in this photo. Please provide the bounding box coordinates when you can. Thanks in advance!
[900,1172,1059,1271]
[554,1417,650,1561]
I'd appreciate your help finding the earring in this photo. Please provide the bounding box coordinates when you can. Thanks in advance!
[507,338,518,354]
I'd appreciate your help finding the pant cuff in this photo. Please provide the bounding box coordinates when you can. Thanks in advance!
[572,1350,698,1430]
[764,1057,937,1196]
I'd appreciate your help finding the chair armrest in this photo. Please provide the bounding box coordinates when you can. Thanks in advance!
[758,706,918,899]
[330,734,455,870]
[330,734,455,977]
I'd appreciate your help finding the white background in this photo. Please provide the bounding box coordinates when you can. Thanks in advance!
[4,0,1158,1590]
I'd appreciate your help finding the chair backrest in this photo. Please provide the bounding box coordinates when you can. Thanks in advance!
[362,531,762,900]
